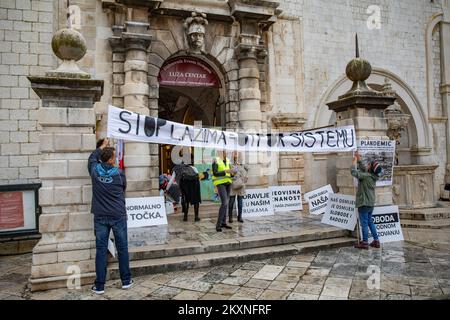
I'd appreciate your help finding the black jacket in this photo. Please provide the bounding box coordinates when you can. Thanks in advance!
[88,148,127,217]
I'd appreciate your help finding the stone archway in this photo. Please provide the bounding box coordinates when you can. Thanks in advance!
[305,68,431,192]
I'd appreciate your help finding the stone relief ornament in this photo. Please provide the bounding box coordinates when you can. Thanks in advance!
[183,11,208,54]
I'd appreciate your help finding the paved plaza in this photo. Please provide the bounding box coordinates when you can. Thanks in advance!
[0,227,449,300]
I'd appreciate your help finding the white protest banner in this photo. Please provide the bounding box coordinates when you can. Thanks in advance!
[270,185,302,212]
[355,139,396,186]
[125,196,167,228]
[304,184,334,215]
[242,188,274,217]
[321,193,357,230]
[358,205,404,243]
[107,105,356,153]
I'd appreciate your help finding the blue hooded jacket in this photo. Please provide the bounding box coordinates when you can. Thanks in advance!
[88,148,127,217]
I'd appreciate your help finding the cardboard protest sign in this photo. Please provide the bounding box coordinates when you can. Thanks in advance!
[304,185,334,215]
[270,185,302,212]
[242,188,274,217]
[356,139,396,186]
[107,105,356,153]
[358,205,404,243]
[321,193,357,230]
[125,196,167,228]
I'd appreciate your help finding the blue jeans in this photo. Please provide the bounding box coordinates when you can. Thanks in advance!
[94,215,131,290]
[228,195,243,219]
[358,206,379,242]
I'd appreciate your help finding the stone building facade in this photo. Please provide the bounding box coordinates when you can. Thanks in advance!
[1,1,450,236]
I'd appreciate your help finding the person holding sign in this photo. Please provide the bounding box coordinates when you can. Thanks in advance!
[212,150,236,232]
[228,151,248,223]
[351,151,383,249]
[88,138,133,294]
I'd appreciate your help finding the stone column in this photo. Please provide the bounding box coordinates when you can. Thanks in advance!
[231,0,279,188]
[28,28,103,291]
[109,19,157,197]
[327,44,396,205]
[439,21,450,199]
[272,115,306,186]
[123,24,155,197]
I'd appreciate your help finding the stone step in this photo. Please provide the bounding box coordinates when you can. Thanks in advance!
[400,218,450,229]
[400,207,450,221]
[127,228,349,261]
[109,237,355,279]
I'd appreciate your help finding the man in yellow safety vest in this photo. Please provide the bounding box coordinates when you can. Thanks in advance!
[212,150,235,232]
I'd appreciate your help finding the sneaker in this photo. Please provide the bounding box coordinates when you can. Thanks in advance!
[238,218,244,223]
[194,217,200,222]
[216,227,222,232]
[369,240,380,248]
[91,285,105,295]
[221,224,232,229]
[354,241,369,250]
[122,280,134,290]
[183,216,188,222]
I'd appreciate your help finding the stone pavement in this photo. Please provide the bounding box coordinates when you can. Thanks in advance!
[0,228,449,300]
[127,210,338,248]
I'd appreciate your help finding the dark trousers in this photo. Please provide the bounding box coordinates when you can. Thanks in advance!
[94,215,131,290]
[181,193,199,218]
[216,183,230,227]
[228,195,243,220]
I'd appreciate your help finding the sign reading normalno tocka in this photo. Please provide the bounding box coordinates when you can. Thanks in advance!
[107,105,357,153]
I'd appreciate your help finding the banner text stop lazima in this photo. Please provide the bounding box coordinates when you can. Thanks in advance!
[107,105,357,153]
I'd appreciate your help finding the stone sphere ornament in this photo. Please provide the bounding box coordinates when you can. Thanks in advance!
[47,27,90,78]
[51,28,87,61]
[345,57,372,82]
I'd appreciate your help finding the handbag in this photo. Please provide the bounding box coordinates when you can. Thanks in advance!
[231,175,244,190]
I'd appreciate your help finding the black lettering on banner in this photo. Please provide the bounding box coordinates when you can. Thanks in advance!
[156,118,166,136]
[336,129,345,147]
[277,133,286,147]
[136,114,140,135]
[267,133,275,147]
[170,124,180,141]
[144,116,156,137]
[118,111,132,134]
[218,131,227,145]
[237,133,248,146]
[316,131,325,147]
[289,133,302,147]
[304,132,316,148]
[326,130,336,147]
[181,126,192,141]
[344,129,355,147]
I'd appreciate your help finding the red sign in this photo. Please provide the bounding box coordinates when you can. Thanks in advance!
[158,57,221,88]
[0,191,24,229]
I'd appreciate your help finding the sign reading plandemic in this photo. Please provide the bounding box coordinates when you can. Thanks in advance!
[358,205,404,243]
[125,196,168,228]
[270,185,302,212]
[107,105,356,153]
[304,184,334,215]
[356,139,396,186]
[242,189,274,218]
[321,193,357,230]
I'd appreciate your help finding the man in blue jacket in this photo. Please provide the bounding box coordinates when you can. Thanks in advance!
[88,138,132,294]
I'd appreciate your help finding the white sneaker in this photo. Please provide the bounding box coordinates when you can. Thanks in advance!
[91,285,105,295]
[121,280,134,290]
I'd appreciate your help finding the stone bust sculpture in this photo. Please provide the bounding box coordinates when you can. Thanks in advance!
[184,11,208,54]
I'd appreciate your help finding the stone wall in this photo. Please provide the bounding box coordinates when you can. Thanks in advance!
[0,0,56,185]
[273,0,446,193]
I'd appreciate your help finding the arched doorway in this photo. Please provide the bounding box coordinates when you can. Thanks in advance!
[157,56,223,183]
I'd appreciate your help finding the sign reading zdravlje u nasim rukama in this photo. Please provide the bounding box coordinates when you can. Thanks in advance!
[107,105,356,152]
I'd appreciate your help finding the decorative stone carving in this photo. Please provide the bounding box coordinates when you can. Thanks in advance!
[183,11,208,54]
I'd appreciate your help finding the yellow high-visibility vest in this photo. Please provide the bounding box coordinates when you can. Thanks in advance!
[212,157,232,186]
